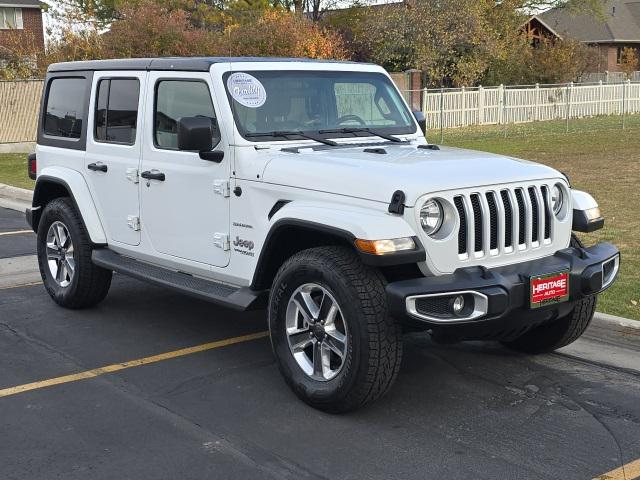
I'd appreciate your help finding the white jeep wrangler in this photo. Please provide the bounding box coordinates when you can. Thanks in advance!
[26,57,619,412]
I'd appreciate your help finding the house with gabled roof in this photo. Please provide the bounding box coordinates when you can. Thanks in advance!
[526,0,640,73]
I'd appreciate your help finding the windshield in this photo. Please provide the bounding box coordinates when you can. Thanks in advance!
[224,70,416,141]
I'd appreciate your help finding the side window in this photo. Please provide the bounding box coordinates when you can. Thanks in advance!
[44,78,87,139]
[94,78,140,145]
[154,80,218,150]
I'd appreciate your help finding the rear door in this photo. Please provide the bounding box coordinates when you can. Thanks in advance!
[140,71,231,268]
[85,71,146,246]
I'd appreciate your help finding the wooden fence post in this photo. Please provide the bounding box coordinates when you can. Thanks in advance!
[478,85,485,124]
[498,84,505,125]
[439,87,444,144]
[598,80,603,116]
[622,79,630,129]
[535,83,540,121]
[461,86,466,127]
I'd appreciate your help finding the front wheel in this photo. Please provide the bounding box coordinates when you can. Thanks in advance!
[268,246,403,413]
[502,234,596,353]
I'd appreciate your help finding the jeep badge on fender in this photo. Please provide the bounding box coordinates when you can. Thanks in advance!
[25,57,620,413]
[233,236,254,250]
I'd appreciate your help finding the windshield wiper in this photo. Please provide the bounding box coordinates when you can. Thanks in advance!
[318,127,403,143]
[245,131,338,147]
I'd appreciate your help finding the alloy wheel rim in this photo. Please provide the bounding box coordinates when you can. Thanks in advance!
[46,221,75,288]
[285,283,348,381]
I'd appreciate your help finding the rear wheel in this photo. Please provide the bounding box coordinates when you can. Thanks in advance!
[502,235,596,353]
[37,197,112,309]
[268,246,403,413]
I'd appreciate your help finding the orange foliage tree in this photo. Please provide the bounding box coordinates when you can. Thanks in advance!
[222,9,346,59]
[1,0,346,78]
[103,1,216,58]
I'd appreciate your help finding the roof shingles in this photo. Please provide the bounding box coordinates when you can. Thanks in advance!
[539,0,640,43]
[0,0,44,7]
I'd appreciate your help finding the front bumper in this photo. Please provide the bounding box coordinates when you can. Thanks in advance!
[387,242,619,341]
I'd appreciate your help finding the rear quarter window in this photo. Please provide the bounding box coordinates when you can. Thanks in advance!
[38,72,93,151]
[43,78,87,139]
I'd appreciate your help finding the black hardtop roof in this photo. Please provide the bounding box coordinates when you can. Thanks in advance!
[47,57,366,73]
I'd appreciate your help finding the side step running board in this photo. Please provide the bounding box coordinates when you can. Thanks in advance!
[92,249,266,311]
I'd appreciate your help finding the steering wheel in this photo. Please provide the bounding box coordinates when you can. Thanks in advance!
[336,114,367,126]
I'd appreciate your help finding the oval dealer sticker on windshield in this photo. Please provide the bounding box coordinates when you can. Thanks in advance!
[227,72,267,108]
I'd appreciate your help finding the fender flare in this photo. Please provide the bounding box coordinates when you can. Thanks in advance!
[251,201,425,289]
[571,190,598,211]
[32,167,107,244]
[571,189,604,233]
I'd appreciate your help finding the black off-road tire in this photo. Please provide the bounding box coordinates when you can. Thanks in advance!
[502,235,596,354]
[269,246,403,413]
[37,197,112,309]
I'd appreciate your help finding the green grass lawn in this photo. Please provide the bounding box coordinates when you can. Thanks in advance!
[436,120,640,320]
[0,153,35,190]
[1,116,638,320]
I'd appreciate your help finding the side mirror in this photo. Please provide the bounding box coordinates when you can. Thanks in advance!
[178,116,213,151]
[413,110,426,135]
[177,116,224,162]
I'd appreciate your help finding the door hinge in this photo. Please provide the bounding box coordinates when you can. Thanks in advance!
[126,168,139,184]
[213,180,230,198]
[127,215,141,231]
[213,233,230,251]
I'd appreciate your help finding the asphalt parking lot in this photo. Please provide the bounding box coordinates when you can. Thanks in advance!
[0,206,639,480]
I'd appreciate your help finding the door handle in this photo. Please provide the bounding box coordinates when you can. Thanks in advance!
[88,162,108,172]
[141,170,166,181]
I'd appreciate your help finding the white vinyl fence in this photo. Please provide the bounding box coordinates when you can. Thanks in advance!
[580,71,640,83]
[417,80,640,130]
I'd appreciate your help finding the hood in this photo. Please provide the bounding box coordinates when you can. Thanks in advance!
[261,144,563,206]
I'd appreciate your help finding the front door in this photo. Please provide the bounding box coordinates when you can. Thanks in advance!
[140,72,230,268]
[85,71,146,246]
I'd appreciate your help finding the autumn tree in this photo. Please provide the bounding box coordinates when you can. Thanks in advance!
[0,30,43,79]
[347,0,604,86]
[357,0,506,86]
[102,1,217,57]
[222,9,346,58]
[41,0,345,67]
[618,47,640,78]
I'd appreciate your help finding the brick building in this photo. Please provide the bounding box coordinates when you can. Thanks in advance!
[0,1,45,56]
[526,0,640,73]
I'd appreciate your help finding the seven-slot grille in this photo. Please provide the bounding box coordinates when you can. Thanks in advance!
[454,185,553,258]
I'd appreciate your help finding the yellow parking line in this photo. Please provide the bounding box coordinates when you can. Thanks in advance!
[0,281,42,291]
[593,458,640,480]
[0,331,269,398]
[0,230,32,236]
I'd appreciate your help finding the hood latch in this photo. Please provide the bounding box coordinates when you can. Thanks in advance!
[388,190,406,215]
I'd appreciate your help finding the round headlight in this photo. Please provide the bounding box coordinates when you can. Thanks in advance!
[420,199,443,236]
[551,184,564,215]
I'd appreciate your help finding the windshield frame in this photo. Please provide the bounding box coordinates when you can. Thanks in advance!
[222,69,418,143]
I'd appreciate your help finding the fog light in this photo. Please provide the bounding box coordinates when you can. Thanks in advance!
[451,295,465,315]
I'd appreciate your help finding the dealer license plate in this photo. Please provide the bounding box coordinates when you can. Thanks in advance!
[530,271,570,309]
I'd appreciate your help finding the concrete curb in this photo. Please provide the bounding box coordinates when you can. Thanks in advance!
[0,142,36,154]
[0,182,32,212]
[593,312,639,329]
